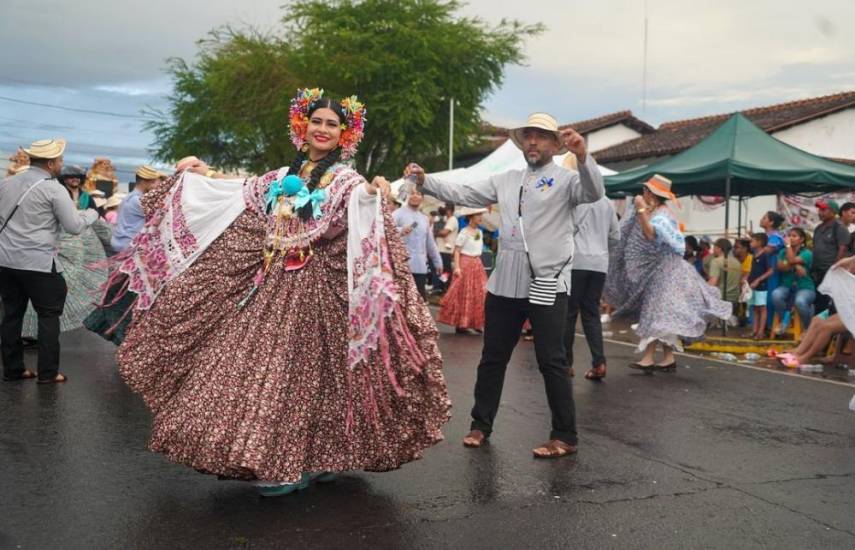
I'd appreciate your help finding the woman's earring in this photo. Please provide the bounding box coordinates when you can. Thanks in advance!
[301,143,309,153]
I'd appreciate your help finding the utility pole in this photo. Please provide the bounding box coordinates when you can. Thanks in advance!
[642,0,649,116]
[448,97,455,170]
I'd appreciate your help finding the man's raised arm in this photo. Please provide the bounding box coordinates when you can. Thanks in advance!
[403,163,498,208]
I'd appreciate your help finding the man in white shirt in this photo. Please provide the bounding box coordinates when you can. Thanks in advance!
[0,139,97,384]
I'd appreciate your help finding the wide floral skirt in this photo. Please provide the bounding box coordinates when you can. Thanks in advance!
[24,226,107,337]
[437,255,487,330]
[115,208,450,483]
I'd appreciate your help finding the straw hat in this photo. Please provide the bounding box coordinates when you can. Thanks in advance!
[104,194,125,209]
[24,138,66,159]
[93,197,107,208]
[642,174,677,201]
[457,206,488,217]
[89,189,106,197]
[135,165,162,181]
[509,113,567,155]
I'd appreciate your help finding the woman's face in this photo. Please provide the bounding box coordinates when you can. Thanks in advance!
[306,107,343,157]
[788,229,804,247]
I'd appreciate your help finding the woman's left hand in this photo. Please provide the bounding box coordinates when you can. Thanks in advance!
[365,176,390,198]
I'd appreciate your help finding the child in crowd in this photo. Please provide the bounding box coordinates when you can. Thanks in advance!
[747,233,774,339]
[733,238,752,325]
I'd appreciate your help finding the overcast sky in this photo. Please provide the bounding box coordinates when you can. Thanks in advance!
[2,0,854,166]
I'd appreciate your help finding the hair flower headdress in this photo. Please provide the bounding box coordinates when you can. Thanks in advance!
[289,88,367,160]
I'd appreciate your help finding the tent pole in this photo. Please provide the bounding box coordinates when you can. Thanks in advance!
[721,175,732,336]
[737,195,743,236]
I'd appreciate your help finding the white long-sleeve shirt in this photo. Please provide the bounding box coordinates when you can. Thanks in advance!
[423,154,604,298]
[0,166,97,272]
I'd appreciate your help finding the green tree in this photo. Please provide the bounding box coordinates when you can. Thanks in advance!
[147,0,542,177]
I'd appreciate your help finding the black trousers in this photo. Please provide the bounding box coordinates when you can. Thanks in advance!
[565,270,607,368]
[811,269,834,314]
[0,265,67,380]
[471,292,577,445]
[412,273,428,300]
[439,252,454,291]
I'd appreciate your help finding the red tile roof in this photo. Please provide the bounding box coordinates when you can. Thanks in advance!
[594,91,855,163]
[561,110,655,135]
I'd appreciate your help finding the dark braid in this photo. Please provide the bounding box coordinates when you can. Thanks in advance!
[296,147,342,220]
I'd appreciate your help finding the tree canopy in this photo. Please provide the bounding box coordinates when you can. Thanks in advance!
[146,0,542,177]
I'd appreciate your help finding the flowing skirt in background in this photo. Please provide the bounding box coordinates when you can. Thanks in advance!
[23,226,107,338]
[437,255,487,330]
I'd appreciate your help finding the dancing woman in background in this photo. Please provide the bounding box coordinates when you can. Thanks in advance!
[604,175,732,372]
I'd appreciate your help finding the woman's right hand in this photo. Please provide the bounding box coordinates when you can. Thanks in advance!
[633,195,646,211]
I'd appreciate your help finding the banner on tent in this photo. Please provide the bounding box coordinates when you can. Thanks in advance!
[778,192,855,228]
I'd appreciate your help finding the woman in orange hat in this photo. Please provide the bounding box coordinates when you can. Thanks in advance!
[604,175,732,373]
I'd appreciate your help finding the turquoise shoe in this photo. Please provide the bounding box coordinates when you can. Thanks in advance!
[257,473,310,497]
[310,472,338,483]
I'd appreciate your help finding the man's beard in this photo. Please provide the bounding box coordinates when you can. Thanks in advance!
[525,151,549,167]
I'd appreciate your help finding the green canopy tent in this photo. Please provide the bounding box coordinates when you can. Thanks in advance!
[604,113,855,232]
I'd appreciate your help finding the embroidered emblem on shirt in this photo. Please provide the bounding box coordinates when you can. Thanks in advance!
[535,177,554,191]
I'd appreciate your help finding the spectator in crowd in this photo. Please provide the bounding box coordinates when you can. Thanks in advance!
[0,138,98,384]
[811,199,849,313]
[837,201,854,256]
[746,233,774,339]
[434,203,459,291]
[771,227,816,332]
[775,255,855,368]
[393,189,442,300]
[684,235,706,276]
[759,210,786,325]
[102,194,123,225]
[699,236,713,278]
[110,165,161,253]
[732,237,753,325]
[707,238,742,311]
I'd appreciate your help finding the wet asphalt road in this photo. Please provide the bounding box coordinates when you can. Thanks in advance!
[1,326,854,550]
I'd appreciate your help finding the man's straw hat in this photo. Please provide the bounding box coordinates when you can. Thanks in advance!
[509,113,567,155]
[24,138,66,160]
[136,165,162,181]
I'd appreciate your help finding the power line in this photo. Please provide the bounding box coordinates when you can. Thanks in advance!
[0,95,152,120]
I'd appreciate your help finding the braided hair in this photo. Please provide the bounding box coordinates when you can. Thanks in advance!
[289,97,347,221]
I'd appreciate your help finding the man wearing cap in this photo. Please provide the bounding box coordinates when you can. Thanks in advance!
[812,199,849,312]
[0,138,98,384]
[110,165,162,253]
[404,113,604,458]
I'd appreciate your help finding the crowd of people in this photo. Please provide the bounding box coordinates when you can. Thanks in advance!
[1,89,853,498]
[680,202,855,353]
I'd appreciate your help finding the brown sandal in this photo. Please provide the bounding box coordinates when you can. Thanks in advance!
[462,429,487,448]
[584,364,606,381]
[3,368,37,382]
[37,373,68,385]
[532,439,577,459]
